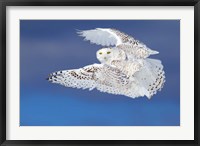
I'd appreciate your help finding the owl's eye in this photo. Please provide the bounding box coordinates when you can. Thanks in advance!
[99,52,102,55]
[107,51,111,54]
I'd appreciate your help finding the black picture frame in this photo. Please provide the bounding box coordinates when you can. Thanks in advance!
[0,0,199,146]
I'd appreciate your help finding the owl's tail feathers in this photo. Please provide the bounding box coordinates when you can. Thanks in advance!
[135,58,165,99]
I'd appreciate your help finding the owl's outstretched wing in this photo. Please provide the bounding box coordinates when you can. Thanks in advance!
[134,58,165,99]
[77,28,135,46]
[77,28,159,59]
[47,64,145,98]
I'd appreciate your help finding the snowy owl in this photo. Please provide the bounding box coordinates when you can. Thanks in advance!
[47,28,165,99]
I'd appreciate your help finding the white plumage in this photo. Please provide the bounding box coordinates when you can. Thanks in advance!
[48,28,165,99]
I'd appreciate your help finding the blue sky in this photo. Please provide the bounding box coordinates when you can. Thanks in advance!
[20,20,180,126]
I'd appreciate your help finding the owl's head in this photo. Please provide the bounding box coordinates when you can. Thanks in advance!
[96,48,113,64]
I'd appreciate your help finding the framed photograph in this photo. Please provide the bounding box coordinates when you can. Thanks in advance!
[0,0,199,145]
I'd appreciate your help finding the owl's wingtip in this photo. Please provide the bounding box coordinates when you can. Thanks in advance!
[150,50,159,55]
[46,75,52,81]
